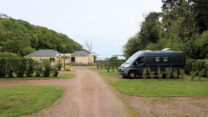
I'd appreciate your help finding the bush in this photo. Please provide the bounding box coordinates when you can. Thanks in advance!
[185,59,194,75]
[35,63,43,77]
[172,68,179,79]
[148,67,154,79]
[56,63,62,71]
[43,60,51,77]
[165,67,172,79]
[51,67,59,77]
[192,60,205,74]
[7,59,15,78]
[65,65,71,71]
[25,59,36,77]
[142,68,147,80]
[0,58,7,78]
[157,67,162,80]
[14,58,27,77]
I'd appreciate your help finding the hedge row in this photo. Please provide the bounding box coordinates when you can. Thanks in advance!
[185,59,208,77]
[96,60,125,72]
[0,58,62,78]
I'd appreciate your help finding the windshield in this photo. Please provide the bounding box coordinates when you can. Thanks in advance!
[125,52,140,64]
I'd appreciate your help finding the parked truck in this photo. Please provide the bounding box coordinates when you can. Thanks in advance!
[118,50,185,78]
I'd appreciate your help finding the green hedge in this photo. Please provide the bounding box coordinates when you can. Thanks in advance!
[0,53,60,78]
[185,59,208,77]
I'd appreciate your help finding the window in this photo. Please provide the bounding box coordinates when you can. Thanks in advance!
[155,57,161,63]
[163,57,168,62]
[50,58,55,62]
[135,57,144,65]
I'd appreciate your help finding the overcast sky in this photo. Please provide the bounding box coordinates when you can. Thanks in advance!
[0,0,162,58]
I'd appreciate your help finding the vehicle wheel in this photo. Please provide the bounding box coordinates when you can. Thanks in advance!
[128,71,136,79]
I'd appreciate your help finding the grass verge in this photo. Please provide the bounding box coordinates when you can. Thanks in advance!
[90,67,208,97]
[89,67,120,77]
[109,78,208,97]
[0,86,63,117]
[0,73,75,80]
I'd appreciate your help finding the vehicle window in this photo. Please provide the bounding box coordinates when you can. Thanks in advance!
[135,57,144,65]
[163,57,168,62]
[125,54,137,64]
[155,57,160,63]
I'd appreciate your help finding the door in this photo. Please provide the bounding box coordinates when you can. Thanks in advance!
[134,57,145,76]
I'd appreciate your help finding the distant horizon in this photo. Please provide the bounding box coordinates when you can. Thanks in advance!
[0,0,162,58]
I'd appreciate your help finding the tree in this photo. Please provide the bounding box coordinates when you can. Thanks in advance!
[162,0,183,10]
[0,14,83,56]
[83,40,93,53]
[123,34,142,58]
[140,12,161,44]
[123,12,161,58]
[191,0,208,33]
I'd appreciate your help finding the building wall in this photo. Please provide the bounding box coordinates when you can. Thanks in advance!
[28,56,59,66]
[88,55,94,63]
[74,55,94,64]
[74,56,89,64]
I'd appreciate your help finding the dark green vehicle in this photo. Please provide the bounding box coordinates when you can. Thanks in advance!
[118,50,185,78]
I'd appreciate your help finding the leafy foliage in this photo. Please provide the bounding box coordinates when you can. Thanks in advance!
[0,14,82,56]
[123,0,208,61]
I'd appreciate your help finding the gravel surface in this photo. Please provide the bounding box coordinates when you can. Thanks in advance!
[0,66,132,117]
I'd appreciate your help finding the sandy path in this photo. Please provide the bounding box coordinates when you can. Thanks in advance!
[0,67,132,117]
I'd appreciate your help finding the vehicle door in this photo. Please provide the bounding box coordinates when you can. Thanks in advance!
[133,57,145,76]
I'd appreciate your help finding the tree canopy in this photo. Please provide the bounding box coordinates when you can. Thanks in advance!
[123,0,208,59]
[0,14,83,56]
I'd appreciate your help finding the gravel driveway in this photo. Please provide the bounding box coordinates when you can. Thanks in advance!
[0,66,133,117]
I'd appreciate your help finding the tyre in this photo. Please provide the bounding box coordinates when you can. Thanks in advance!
[128,71,136,79]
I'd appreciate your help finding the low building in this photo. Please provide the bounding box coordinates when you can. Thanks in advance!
[27,50,94,66]
[27,49,71,67]
[71,51,94,64]
[27,49,60,65]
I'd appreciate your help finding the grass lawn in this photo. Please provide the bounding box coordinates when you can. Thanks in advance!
[89,67,120,77]
[0,73,75,80]
[90,67,208,97]
[0,86,63,117]
[108,78,208,97]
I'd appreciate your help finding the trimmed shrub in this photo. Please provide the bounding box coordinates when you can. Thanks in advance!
[14,58,27,77]
[148,67,154,79]
[65,65,71,71]
[157,67,162,80]
[7,59,15,78]
[0,58,7,78]
[165,67,171,79]
[51,67,59,77]
[56,63,62,71]
[192,60,205,76]
[25,59,36,77]
[172,68,179,79]
[35,63,43,77]
[43,60,51,77]
[185,59,194,75]
[142,67,147,80]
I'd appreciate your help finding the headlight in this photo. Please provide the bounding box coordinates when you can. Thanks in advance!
[123,64,130,68]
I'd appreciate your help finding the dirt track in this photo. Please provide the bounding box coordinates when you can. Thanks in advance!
[0,67,133,117]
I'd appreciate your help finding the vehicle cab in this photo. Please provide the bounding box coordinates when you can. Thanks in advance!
[118,51,145,78]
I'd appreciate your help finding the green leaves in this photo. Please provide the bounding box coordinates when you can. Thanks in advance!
[0,15,82,56]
